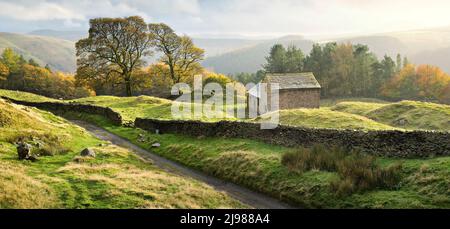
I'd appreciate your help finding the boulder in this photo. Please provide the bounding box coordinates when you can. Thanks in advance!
[151,143,161,148]
[17,142,35,161]
[80,148,96,157]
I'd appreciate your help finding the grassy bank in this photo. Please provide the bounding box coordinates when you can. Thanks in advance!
[0,99,244,209]
[256,108,398,130]
[332,101,450,131]
[3,88,450,208]
[63,112,450,208]
[3,89,450,131]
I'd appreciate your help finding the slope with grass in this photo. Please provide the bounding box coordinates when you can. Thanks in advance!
[0,32,76,72]
[257,108,398,131]
[0,99,244,209]
[4,90,450,208]
[63,112,450,208]
[71,95,174,122]
[332,100,450,131]
[0,89,58,103]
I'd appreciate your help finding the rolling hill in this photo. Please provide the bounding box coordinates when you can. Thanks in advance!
[0,98,244,208]
[4,26,450,74]
[202,36,314,74]
[28,29,86,42]
[0,32,76,72]
[202,26,450,74]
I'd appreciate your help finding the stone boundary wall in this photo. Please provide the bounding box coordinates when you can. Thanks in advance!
[1,96,123,125]
[135,118,450,158]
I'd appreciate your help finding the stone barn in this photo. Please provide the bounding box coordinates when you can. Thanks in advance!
[248,72,321,113]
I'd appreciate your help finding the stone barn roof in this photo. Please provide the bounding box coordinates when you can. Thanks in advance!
[248,72,321,98]
[264,72,321,90]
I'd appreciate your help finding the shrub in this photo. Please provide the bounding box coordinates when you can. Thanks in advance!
[282,144,403,196]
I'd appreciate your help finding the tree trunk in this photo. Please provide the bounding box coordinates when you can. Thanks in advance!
[125,73,132,96]
[169,64,176,84]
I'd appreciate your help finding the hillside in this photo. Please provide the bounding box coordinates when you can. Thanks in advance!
[10,26,450,74]
[4,90,450,208]
[28,30,86,42]
[0,98,243,208]
[202,27,450,74]
[0,32,76,72]
[3,89,450,132]
[331,101,450,131]
[257,108,398,131]
[202,36,314,74]
[193,38,265,57]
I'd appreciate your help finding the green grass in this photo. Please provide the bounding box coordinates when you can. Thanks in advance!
[332,100,450,131]
[0,99,244,209]
[3,89,450,132]
[70,95,174,123]
[0,89,58,102]
[331,102,387,116]
[3,90,450,208]
[256,108,398,130]
[321,97,390,107]
[62,112,450,208]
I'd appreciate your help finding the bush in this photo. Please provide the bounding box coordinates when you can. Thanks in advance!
[282,144,403,196]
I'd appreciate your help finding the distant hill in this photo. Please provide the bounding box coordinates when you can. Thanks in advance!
[0,32,76,72]
[28,29,86,41]
[202,35,413,74]
[202,36,314,74]
[202,27,450,74]
[336,36,409,58]
[193,38,265,57]
[4,26,450,74]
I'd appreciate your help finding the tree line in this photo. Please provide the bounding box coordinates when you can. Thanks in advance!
[232,43,450,104]
[1,16,233,99]
[0,48,94,99]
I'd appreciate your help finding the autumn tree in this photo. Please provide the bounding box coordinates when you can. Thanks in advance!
[303,43,336,97]
[372,55,396,96]
[382,64,450,103]
[0,48,94,99]
[0,62,8,84]
[76,16,152,96]
[264,44,287,73]
[149,23,205,85]
[1,48,21,73]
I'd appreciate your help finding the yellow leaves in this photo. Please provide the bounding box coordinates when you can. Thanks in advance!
[0,62,9,81]
[383,64,450,103]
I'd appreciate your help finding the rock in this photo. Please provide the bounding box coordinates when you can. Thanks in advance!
[394,118,409,126]
[27,155,38,162]
[151,143,161,148]
[80,148,96,157]
[17,142,32,160]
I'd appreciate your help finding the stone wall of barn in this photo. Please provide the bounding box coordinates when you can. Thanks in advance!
[276,88,321,109]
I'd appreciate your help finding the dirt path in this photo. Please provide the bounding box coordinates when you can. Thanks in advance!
[71,120,293,209]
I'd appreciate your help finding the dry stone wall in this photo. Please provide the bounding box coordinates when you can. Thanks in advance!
[1,96,122,125]
[135,118,450,158]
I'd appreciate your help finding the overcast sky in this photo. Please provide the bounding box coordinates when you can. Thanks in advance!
[0,0,449,38]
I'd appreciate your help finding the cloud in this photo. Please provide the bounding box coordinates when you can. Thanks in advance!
[0,1,83,21]
[0,0,449,36]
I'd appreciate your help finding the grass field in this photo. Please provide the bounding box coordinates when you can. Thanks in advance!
[62,112,450,208]
[0,99,244,209]
[0,89,58,102]
[331,100,450,131]
[3,90,450,208]
[257,108,398,130]
[3,89,449,131]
